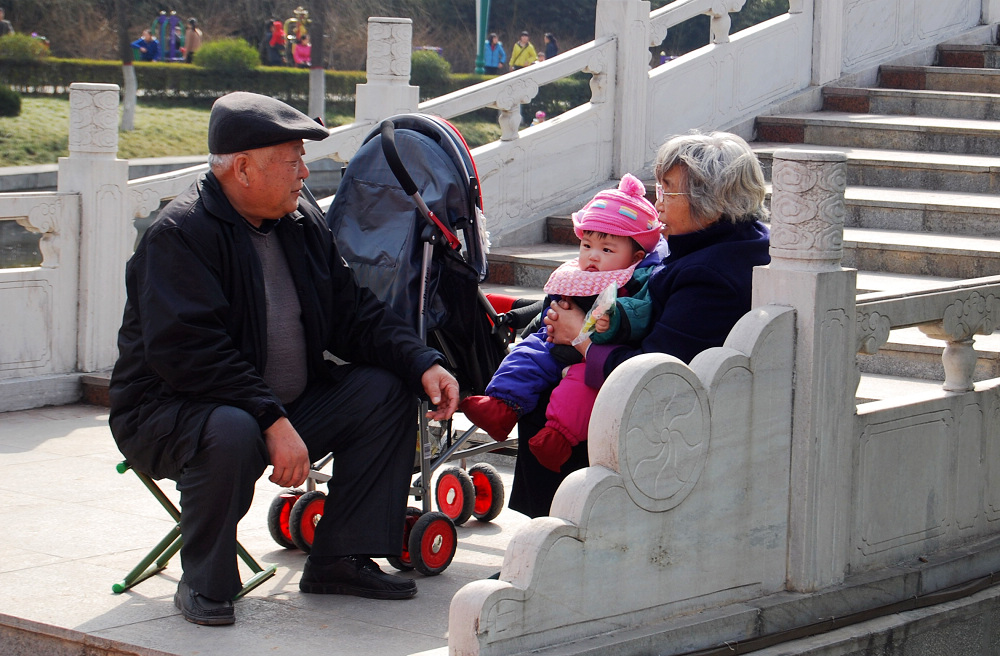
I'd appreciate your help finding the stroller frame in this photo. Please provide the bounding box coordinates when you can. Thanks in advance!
[269,115,514,576]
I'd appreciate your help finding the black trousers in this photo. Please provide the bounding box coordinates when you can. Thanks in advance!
[176,365,415,600]
[507,387,589,519]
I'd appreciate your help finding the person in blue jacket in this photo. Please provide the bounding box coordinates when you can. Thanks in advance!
[131,29,160,61]
[483,32,505,74]
[510,131,772,518]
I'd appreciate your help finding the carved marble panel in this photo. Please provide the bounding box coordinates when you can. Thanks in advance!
[856,309,891,355]
[68,85,119,156]
[856,410,952,557]
[734,21,804,111]
[955,402,983,532]
[365,19,412,80]
[0,280,52,373]
[987,395,1000,522]
[619,369,710,512]
[769,151,847,269]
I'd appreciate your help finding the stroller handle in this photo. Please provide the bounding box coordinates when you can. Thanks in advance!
[379,120,420,196]
[379,120,462,251]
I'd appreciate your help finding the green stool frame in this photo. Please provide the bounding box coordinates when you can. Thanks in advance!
[111,461,277,599]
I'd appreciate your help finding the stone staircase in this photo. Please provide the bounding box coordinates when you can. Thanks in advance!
[485,41,1000,397]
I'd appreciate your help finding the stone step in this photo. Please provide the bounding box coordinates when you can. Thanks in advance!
[937,43,1000,69]
[858,326,1000,382]
[855,373,952,404]
[880,64,1000,94]
[81,372,110,407]
[490,223,1000,284]
[483,245,992,385]
[843,226,1000,278]
[822,86,1000,121]
[753,143,1000,195]
[544,213,1000,274]
[755,111,1000,155]
[841,185,1000,235]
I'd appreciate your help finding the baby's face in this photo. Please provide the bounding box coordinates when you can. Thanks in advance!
[578,233,642,272]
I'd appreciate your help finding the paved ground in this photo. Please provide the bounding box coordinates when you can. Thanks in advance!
[0,403,527,656]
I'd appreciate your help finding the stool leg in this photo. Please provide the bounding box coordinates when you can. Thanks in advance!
[113,461,275,598]
[234,540,277,599]
[112,525,181,594]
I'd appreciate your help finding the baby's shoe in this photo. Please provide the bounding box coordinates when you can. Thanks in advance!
[460,396,518,442]
[528,427,574,472]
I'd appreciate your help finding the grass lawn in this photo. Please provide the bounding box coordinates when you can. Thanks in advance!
[0,95,501,167]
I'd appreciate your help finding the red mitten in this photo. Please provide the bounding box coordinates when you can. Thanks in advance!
[528,427,573,472]
[459,395,518,442]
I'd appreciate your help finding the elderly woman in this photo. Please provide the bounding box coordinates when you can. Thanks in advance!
[508,131,772,519]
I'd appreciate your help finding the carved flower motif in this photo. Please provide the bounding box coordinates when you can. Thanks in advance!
[770,191,817,226]
[772,161,818,193]
[621,374,707,511]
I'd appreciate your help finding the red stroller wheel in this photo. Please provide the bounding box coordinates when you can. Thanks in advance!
[435,466,475,525]
[387,507,422,571]
[267,488,304,549]
[288,490,326,553]
[408,511,457,576]
[469,463,505,522]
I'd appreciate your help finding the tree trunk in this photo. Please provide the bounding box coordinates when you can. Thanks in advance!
[114,0,136,131]
[308,0,327,121]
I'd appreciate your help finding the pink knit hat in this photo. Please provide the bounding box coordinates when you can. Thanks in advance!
[572,173,662,252]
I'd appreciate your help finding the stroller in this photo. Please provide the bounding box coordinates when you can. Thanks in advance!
[266,114,519,576]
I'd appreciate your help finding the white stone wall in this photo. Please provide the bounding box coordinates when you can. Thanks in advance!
[450,306,796,655]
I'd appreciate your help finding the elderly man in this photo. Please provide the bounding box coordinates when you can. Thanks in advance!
[109,92,459,626]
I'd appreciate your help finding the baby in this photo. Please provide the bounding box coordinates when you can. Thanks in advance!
[462,173,664,471]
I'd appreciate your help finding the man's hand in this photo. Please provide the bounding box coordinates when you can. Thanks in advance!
[263,417,311,487]
[422,364,459,421]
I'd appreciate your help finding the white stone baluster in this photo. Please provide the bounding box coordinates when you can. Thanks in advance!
[918,291,1000,392]
[57,83,132,373]
[753,148,855,592]
[709,0,746,44]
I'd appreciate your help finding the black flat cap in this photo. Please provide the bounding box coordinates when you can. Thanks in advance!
[208,92,329,154]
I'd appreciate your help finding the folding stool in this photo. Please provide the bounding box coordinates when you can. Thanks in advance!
[111,461,276,598]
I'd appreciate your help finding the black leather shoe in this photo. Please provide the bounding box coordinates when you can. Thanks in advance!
[299,556,417,599]
[174,578,235,625]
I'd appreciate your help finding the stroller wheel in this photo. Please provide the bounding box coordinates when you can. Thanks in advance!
[435,466,475,525]
[408,511,457,576]
[387,507,422,571]
[469,463,505,523]
[267,488,304,549]
[288,490,326,553]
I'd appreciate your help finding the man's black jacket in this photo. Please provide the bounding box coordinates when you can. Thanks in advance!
[109,172,441,479]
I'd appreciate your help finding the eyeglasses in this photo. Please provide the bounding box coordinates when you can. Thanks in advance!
[655,183,688,203]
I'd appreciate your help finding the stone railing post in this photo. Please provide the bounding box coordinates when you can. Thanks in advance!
[983,0,1000,24]
[752,149,855,591]
[354,17,419,123]
[57,83,131,373]
[812,0,844,85]
[595,0,651,177]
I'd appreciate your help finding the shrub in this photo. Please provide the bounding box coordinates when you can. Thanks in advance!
[0,85,20,116]
[0,34,49,62]
[410,49,451,91]
[194,38,259,72]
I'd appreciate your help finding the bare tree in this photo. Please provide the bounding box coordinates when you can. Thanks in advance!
[112,0,136,131]
[308,0,328,120]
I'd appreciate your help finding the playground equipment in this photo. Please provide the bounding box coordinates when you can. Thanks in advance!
[151,11,184,62]
[283,6,311,64]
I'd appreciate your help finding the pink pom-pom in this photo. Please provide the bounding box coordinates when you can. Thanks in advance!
[617,173,646,198]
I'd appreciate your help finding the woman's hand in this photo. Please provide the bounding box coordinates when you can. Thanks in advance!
[544,299,589,355]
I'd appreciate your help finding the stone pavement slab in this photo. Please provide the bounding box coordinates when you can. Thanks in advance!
[0,404,526,656]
